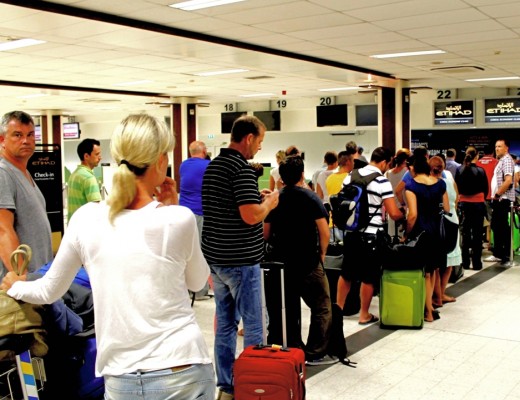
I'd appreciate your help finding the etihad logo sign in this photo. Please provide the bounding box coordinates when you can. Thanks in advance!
[434,100,474,125]
[31,156,56,166]
[485,97,520,123]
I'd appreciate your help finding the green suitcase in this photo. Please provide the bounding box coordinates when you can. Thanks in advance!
[380,269,425,329]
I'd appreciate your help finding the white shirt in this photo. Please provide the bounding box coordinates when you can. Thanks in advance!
[317,169,335,203]
[8,201,211,376]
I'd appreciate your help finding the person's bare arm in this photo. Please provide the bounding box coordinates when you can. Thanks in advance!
[316,183,324,200]
[269,175,275,191]
[383,197,404,221]
[0,209,20,273]
[452,180,459,212]
[316,217,330,264]
[395,180,406,206]
[239,191,279,225]
[404,190,417,235]
[496,174,513,197]
[442,192,450,213]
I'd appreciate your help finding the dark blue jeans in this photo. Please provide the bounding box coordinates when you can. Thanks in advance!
[460,202,486,269]
[491,200,512,261]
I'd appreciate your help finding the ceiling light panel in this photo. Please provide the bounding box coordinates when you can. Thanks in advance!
[0,38,45,51]
[169,0,245,11]
[371,50,446,59]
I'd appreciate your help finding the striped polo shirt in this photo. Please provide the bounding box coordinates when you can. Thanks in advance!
[201,148,263,265]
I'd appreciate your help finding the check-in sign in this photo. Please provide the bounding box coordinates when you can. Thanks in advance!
[434,100,474,125]
[485,98,520,123]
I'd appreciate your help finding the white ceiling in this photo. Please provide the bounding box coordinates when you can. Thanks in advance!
[1,0,520,116]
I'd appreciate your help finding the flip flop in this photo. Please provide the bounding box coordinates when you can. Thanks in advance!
[359,314,379,325]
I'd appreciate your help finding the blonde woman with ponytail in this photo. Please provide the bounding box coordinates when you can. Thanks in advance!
[1,114,216,400]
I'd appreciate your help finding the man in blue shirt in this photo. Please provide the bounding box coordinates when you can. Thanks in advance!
[180,140,211,299]
[179,140,210,234]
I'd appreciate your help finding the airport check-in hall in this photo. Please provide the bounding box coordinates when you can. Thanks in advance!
[1,1,520,399]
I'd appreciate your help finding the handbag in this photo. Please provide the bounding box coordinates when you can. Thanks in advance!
[379,231,428,271]
[439,211,459,254]
[324,242,343,271]
[0,245,48,360]
[323,227,344,271]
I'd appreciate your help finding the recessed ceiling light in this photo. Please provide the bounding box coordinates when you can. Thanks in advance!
[371,50,445,59]
[194,69,249,76]
[239,93,275,98]
[465,76,520,82]
[169,0,245,11]
[114,80,153,86]
[318,87,358,92]
[0,38,46,52]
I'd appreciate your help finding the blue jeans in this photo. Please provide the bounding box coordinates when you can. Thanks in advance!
[210,264,263,395]
[104,364,215,400]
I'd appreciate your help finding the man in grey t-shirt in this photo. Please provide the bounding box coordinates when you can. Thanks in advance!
[0,111,53,279]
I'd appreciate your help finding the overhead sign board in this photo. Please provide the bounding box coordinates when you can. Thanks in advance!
[484,97,520,123]
[434,100,474,125]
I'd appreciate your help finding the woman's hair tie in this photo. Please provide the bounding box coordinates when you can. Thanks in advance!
[119,159,148,176]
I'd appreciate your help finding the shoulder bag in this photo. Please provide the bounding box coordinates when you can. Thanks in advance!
[0,245,48,360]
[439,211,459,254]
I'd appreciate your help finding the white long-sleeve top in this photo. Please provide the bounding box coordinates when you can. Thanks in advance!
[8,200,211,377]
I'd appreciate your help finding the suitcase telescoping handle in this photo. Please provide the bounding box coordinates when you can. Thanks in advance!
[259,262,288,350]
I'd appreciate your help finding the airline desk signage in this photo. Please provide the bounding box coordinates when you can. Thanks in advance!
[484,97,520,123]
[434,100,474,125]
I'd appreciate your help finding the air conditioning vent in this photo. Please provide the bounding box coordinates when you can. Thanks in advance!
[430,66,485,74]
[79,98,121,103]
[245,76,275,80]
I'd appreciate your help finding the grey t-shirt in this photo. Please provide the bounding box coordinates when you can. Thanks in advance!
[0,158,53,279]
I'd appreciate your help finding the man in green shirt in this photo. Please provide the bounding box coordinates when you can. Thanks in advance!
[67,138,102,221]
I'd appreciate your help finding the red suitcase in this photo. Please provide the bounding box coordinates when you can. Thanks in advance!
[233,262,306,400]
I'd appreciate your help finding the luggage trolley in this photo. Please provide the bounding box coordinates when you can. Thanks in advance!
[0,335,46,400]
[1,246,46,399]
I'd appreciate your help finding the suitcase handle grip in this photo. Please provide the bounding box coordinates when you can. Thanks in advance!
[253,343,289,352]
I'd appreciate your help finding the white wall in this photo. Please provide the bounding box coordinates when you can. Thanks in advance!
[197,94,379,180]
[55,86,520,183]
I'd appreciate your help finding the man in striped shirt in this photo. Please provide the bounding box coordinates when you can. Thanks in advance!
[486,139,515,264]
[201,115,279,400]
[336,147,404,325]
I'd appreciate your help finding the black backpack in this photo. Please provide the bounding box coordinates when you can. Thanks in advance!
[329,169,381,232]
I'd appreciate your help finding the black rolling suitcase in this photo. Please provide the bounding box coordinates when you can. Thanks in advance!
[233,262,306,400]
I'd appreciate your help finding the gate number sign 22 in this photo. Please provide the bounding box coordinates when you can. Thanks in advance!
[437,90,452,99]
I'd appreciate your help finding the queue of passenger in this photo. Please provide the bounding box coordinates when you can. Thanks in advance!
[1,110,514,400]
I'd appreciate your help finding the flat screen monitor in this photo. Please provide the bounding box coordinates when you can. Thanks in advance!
[253,110,281,131]
[316,104,348,127]
[221,112,246,133]
[355,104,378,126]
[63,122,81,139]
[34,125,42,141]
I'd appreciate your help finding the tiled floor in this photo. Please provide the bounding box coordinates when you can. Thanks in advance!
[192,250,520,400]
